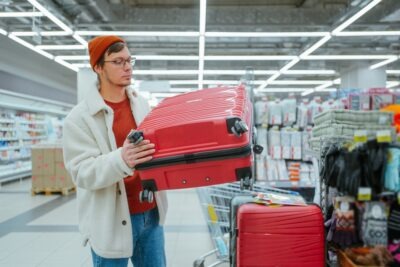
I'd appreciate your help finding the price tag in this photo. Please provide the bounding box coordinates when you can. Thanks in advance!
[358,187,372,201]
[354,130,367,143]
[377,130,392,143]
[207,205,218,224]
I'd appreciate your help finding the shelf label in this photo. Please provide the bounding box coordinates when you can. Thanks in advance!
[358,187,372,201]
[354,130,367,143]
[207,204,218,224]
[377,130,392,143]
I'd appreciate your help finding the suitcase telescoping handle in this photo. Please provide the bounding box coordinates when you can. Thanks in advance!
[127,130,144,145]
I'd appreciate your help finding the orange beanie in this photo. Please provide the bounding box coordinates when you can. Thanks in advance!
[88,35,125,69]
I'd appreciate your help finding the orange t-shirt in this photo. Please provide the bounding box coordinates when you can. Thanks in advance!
[105,97,156,214]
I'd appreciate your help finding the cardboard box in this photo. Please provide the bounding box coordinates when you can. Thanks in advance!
[42,149,55,176]
[55,148,64,162]
[31,148,44,175]
[56,162,74,188]
[31,175,43,190]
[42,175,57,189]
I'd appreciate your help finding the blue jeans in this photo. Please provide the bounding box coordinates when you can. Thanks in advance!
[91,208,166,267]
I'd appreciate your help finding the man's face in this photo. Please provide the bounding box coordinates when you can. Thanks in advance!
[98,46,133,87]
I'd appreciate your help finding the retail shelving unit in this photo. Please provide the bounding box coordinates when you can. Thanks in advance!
[0,89,72,186]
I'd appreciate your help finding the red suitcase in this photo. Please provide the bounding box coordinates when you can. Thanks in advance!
[234,203,325,267]
[132,85,263,202]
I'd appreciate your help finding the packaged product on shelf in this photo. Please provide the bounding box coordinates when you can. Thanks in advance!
[297,99,309,128]
[255,127,268,156]
[255,154,267,181]
[266,157,279,181]
[268,127,281,159]
[277,159,288,181]
[282,96,296,126]
[280,128,291,159]
[287,162,300,181]
[361,201,388,246]
[367,88,394,110]
[255,99,269,126]
[309,96,323,124]
[302,127,313,161]
[290,130,302,160]
[268,100,282,125]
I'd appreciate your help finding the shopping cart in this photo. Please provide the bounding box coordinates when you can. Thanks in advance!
[193,182,299,267]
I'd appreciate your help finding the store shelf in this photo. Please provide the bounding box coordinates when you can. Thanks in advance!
[20,128,46,133]
[0,167,31,184]
[257,180,316,188]
[0,119,15,124]
[0,146,23,151]
[21,136,47,140]
[0,127,15,131]
[18,120,47,125]
[0,137,18,141]
[0,156,31,162]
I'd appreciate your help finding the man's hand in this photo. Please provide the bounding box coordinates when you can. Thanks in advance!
[121,138,155,168]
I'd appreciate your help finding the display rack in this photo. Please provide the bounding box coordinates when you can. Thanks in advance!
[0,89,72,185]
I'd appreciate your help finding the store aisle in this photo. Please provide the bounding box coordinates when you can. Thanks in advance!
[0,179,226,267]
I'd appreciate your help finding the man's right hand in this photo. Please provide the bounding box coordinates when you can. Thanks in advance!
[121,138,155,168]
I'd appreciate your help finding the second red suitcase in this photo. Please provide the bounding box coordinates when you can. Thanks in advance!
[233,202,325,267]
[133,85,263,202]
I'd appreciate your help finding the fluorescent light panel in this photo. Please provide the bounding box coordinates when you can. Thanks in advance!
[332,0,383,34]
[302,89,315,96]
[205,32,329,37]
[270,80,329,85]
[304,55,395,60]
[36,45,86,50]
[0,12,43,17]
[283,70,336,75]
[10,31,71,36]
[0,28,7,35]
[27,0,73,33]
[370,56,399,70]
[280,58,300,72]
[73,33,87,46]
[54,58,78,72]
[75,31,199,37]
[258,88,312,93]
[387,70,400,75]
[336,31,400,36]
[199,0,207,34]
[299,35,332,59]
[204,55,296,61]
[387,81,400,88]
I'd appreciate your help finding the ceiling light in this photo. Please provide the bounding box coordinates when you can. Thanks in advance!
[257,88,312,93]
[299,35,332,59]
[0,12,43,17]
[336,31,400,36]
[169,88,193,93]
[256,72,281,91]
[73,33,87,46]
[36,45,86,50]
[315,81,334,91]
[282,70,336,75]
[10,31,71,36]
[205,32,329,37]
[279,57,300,72]
[387,70,400,75]
[387,81,400,89]
[370,56,399,70]
[198,35,205,89]
[8,34,54,60]
[75,31,199,37]
[304,55,395,60]
[0,28,7,36]
[204,70,277,75]
[204,55,297,61]
[56,55,89,60]
[199,0,207,34]
[333,78,341,84]
[152,93,179,98]
[137,55,199,60]
[54,58,78,72]
[134,70,198,75]
[302,89,315,96]
[332,0,383,35]
[270,80,329,85]
[316,88,337,92]
[27,0,72,33]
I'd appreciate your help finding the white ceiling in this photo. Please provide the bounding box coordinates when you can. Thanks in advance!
[0,0,399,97]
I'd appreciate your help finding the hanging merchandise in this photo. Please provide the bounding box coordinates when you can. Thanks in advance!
[297,99,310,129]
[255,98,269,126]
[388,201,400,243]
[360,201,388,246]
[281,128,291,159]
[268,127,281,159]
[268,99,282,126]
[281,96,296,126]
[326,197,359,248]
[384,147,400,192]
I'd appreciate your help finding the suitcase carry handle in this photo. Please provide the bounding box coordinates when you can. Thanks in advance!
[127,130,144,145]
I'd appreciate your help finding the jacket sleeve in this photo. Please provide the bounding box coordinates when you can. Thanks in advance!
[62,118,133,191]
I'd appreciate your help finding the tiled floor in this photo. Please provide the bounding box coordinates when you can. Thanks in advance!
[0,178,228,267]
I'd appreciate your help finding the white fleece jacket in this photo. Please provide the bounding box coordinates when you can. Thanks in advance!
[62,87,168,258]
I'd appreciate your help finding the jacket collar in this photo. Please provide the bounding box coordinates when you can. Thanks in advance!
[86,87,137,116]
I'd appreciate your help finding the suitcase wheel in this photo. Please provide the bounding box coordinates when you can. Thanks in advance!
[240,177,254,190]
[139,189,154,203]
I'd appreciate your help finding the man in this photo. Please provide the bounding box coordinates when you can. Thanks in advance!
[63,35,168,267]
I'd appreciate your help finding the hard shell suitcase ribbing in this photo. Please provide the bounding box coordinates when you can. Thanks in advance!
[132,85,263,202]
[230,199,325,267]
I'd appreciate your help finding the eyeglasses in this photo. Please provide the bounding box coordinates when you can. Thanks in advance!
[104,57,136,68]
